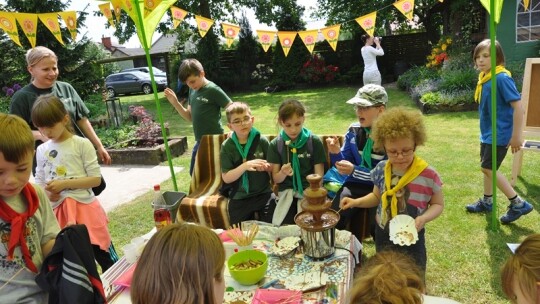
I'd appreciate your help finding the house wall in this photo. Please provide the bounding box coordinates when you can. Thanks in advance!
[497,0,539,63]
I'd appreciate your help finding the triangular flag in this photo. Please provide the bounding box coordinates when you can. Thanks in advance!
[393,0,415,21]
[38,13,63,45]
[170,6,187,29]
[144,0,162,17]
[355,11,377,37]
[58,11,78,40]
[15,13,38,48]
[98,2,115,27]
[195,15,214,38]
[479,0,504,24]
[0,12,22,46]
[222,22,240,48]
[523,0,530,11]
[256,30,276,52]
[120,0,137,21]
[121,0,175,49]
[321,24,341,51]
[111,0,123,23]
[277,31,297,57]
[298,30,318,54]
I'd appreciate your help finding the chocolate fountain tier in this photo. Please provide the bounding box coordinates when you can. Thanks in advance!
[295,210,340,232]
[300,199,332,214]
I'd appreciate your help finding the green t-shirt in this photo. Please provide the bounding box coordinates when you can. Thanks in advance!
[188,81,231,141]
[267,134,327,193]
[220,135,272,200]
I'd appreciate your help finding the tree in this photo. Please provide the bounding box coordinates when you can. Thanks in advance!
[234,13,260,89]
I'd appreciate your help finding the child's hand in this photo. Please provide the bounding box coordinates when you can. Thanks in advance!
[45,190,61,202]
[45,180,65,193]
[508,136,523,154]
[340,197,357,209]
[245,159,270,172]
[415,216,426,231]
[164,88,179,104]
[280,163,293,176]
[335,160,354,175]
[325,136,341,154]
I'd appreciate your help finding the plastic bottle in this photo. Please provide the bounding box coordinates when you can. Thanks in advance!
[152,184,171,230]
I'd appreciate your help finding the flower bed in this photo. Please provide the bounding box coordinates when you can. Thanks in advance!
[105,137,187,166]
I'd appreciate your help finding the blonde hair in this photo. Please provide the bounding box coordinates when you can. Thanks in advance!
[31,94,74,134]
[372,107,427,151]
[26,46,57,67]
[225,101,251,122]
[501,233,540,303]
[348,251,424,304]
[131,224,225,304]
[0,113,34,163]
[473,39,505,67]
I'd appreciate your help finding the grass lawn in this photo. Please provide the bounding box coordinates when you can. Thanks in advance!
[107,85,540,304]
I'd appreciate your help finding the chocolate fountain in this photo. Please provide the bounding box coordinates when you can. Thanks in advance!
[294,174,340,259]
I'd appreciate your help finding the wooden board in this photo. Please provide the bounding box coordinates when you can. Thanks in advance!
[521,58,540,135]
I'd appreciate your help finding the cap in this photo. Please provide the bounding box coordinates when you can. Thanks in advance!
[346,84,388,107]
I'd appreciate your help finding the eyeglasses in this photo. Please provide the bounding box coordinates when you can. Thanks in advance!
[230,116,252,126]
[354,105,376,112]
[385,147,415,158]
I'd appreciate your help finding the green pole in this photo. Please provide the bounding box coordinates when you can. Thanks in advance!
[489,0,499,231]
[131,0,178,191]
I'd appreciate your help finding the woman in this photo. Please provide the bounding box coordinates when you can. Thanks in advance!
[131,224,226,304]
[10,46,111,166]
[361,34,384,86]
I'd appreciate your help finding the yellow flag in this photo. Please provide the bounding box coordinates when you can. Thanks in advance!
[144,0,162,17]
[58,11,78,41]
[170,6,187,29]
[0,12,22,46]
[321,24,341,51]
[393,0,415,21]
[120,0,137,21]
[195,15,214,38]
[15,13,38,48]
[524,0,530,11]
[479,0,504,24]
[298,30,318,54]
[355,12,377,37]
[222,23,240,48]
[111,0,123,23]
[277,31,297,57]
[38,13,63,45]
[98,2,115,27]
[256,30,276,52]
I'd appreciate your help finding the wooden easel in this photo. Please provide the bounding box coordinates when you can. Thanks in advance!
[511,57,540,186]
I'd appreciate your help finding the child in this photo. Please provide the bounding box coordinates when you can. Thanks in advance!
[267,99,327,225]
[220,102,275,225]
[0,113,60,303]
[341,107,444,272]
[31,94,115,272]
[164,58,232,175]
[326,84,388,238]
[465,39,533,223]
[501,233,540,304]
[131,223,226,304]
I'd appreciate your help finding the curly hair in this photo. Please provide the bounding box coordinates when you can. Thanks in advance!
[371,107,427,151]
[348,251,424,304]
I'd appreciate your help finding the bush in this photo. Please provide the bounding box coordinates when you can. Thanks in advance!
[0,97,9,113]
[299,54,339,84]
[410,79,440,102]
[438,68,477,92]
[397,66,439,91]
[420,89,474,106]
[338,64,363,84]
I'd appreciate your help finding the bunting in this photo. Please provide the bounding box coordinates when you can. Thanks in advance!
[38,13,63,45]
[393,0,415,21]
[277,31,297,57]
[256,30,276,52]
[110,0,123,23]
[222,22,240,48]
[195,15,214,38]
[58,11,78,40]
[170,6,187,29]
[98,2,115,27]
[479,0,504,24]
[298,30,318,54]
[15,13,38,48]
[0,11,22,46]
[321,24,340,51]
[524,0,530,11]
[356,12,377,37]
[144,0,162,17]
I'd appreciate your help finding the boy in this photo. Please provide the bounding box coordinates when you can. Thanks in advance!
[164,59,232,175]
[0,113,60,302]
[220,102,275,225]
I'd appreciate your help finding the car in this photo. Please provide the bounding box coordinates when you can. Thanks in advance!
[121,66,167,78]
[105,71,167,98]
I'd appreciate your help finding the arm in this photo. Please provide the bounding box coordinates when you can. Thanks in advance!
[373,37,384,55]
[508,100,524,154]
[41,239,55,258]
[341,185,381,209]
[415,190,444,231]
[164,87,192,122]
[222,159,270,184]
[76,118,111,165]
[272,163,293,184]
[45,176,101,193]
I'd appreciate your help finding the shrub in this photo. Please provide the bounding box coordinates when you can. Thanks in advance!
[299,53,339,84]
[411,78,440,102]
[421,89,474,106]
[95,124,136,148]
[438,68,477,92]
[426,36,453,69]
[397,66,439,91]
[338,64,363,84]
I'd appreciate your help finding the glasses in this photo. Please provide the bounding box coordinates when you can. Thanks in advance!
[230,116,252,126]
[354,105,376,112]
[385,147,415,158]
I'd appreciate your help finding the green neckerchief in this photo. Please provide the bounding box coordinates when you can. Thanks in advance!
[231,128,260,193]
[361,128,373,169]
[280,127,311,194]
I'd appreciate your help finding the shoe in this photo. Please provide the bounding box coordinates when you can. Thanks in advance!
[500,201,533,224]
[466,198,492,213]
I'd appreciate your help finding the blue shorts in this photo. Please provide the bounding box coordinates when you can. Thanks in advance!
[480,143,508,170]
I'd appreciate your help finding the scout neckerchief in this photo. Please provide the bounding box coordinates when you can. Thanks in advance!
[380,156,428,227]
[231,128,260,193]
[474,65,511,103]
[280,128,311,195]
[0,183,39,273]
[360,128,373,169]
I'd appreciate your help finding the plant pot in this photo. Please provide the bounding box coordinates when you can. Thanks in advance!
[104,136,188,165]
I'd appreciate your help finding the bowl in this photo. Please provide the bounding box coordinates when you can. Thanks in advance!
[227,249,268,285]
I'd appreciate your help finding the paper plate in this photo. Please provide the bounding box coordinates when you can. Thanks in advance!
[389,214,418,246]
[269,236,301,257]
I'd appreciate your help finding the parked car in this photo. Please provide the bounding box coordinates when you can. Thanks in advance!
[121,66,167,78]
[105,71,167,98]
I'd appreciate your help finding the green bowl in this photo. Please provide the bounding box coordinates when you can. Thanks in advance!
[227,249,268,285]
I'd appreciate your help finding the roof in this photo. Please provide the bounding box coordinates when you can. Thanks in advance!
[151,33,179,53]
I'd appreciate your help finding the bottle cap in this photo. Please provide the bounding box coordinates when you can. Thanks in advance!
[154,184,160,191]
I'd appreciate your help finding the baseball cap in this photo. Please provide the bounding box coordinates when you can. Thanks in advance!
[346,84,388,107]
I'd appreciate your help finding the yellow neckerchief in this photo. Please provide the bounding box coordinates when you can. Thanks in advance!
[474,65,511,103]
[380,156,429,227]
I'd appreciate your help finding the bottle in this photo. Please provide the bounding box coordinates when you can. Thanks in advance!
[152,184,171,230]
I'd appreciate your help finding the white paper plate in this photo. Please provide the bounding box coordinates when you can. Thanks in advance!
[389,214,418,246]
[269,236,301,256]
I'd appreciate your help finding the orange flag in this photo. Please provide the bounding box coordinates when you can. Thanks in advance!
[321,24,341,51]
[15,13,38,48]
[0,12,22,46]
[256,30,276,52]
[277,31,297,57]
[355,12,377,37]
[298,30,318,54]
[222,22,240,48]
[111,0,123,23]
[38,13,64,45]
[393,0,415,21]
[195,15,214,38]
[98,2,115,27]
[58,11,78,41]
[170,6,187,29]
[144,0,162,17]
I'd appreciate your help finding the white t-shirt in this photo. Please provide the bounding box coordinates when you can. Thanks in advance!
[361,45,384,73]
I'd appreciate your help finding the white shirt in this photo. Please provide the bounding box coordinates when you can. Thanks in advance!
[361,45,384,73]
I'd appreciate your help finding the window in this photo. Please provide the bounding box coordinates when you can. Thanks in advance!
[516,0,540,42]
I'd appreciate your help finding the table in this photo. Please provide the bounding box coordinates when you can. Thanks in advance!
[102,225,361,304]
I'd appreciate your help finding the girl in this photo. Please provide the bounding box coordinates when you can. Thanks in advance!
[267,99,327,225]
[361,34,384,86]
[32,94,115,272]
[131,224,226,304]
